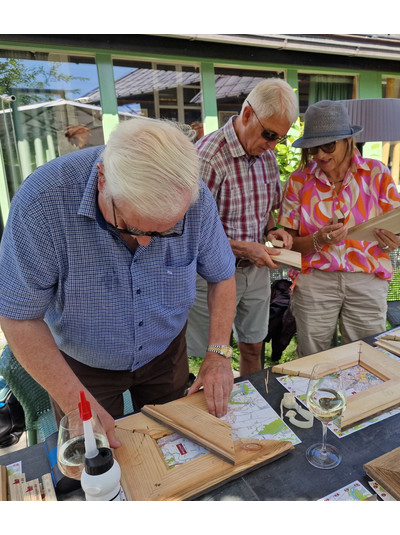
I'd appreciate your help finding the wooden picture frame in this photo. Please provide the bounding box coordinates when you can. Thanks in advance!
[271,341,400,429]
[113,392,293,501]
[347,206,400,242]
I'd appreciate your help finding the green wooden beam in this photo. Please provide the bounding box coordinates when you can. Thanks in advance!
[95,53,119,142]
[200,62,218,135]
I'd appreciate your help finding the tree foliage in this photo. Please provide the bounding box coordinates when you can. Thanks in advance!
[0,58,88,105]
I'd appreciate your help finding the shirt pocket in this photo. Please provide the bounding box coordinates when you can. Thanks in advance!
[161,257,197,308]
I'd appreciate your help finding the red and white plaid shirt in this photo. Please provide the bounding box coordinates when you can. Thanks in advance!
[196,116,281,243]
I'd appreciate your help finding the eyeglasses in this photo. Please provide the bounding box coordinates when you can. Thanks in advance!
[308,142,337,155]
[110,200,186,238]
[246,100,288,144]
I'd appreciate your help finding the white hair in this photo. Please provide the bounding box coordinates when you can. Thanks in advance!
[102,118,200,221]
[241,78,299,124]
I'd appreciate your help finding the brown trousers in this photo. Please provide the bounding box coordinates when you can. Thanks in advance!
[51,325,189,423]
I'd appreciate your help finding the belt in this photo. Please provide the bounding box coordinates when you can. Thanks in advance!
[235,258,252,268]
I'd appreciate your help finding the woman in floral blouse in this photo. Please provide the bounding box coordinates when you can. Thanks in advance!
[279,99,400,357]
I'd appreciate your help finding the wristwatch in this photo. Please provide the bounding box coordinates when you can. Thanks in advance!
[206,345,234,358]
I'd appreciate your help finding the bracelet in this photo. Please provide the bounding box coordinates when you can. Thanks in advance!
[266,226,278,235]
[313,230,322,252]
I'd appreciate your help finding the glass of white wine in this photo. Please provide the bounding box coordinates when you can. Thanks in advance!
[306,361,346,469]
[57,407,109,480]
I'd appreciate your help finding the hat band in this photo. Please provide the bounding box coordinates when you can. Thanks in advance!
[303,127,355,139]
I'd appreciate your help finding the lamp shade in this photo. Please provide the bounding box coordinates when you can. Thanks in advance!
[339,98,400,143]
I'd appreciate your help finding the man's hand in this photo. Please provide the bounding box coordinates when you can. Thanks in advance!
[87,398,122,449]
[187,353,234,417]
[266,228,293,249]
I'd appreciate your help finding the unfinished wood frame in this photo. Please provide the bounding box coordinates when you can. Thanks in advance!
[347,206,400,242]
[113,392,293,501]
[271,341,400,429]
[364,446,400,500]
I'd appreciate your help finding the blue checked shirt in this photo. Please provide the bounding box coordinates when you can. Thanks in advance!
[0,146,235,371]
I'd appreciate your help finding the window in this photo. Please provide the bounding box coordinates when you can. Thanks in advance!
[298,73,355,115]
[0,49,104,200]
[84,59,203,126]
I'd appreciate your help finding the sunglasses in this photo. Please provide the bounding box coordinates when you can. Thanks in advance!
[110,199,186,238]
[308,141,337,155]
[246,100,288,144]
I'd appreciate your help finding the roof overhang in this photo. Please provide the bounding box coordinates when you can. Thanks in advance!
[160,34,400,62]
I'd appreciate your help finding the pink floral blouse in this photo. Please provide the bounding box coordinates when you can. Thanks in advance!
[278,149,400,281]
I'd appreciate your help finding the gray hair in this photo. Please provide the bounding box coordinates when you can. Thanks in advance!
[242,78,298,124]
[102,118,200,221]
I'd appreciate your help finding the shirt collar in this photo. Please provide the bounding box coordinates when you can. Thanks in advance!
[78,150,104,221]
[223,116,248,159]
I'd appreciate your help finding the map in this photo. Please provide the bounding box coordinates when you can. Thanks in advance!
[157,380,300,468]
[319,480,373,501]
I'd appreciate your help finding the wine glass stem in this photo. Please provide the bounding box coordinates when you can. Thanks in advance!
[321,422,328,454]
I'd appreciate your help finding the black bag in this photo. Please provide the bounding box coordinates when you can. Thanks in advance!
[0,377,25,448]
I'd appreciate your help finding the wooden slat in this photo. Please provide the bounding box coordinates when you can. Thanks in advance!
[361,343,400,379]
[271,340,363,377]
[0,465,7,501]
[114,428,169,501]
[268,241,302,270]
[273,249,302,270]
[142,400,235,464]
[347,206,400,242]
[341,379,400,429]
[375,339,400,358]
[364,446,400,500]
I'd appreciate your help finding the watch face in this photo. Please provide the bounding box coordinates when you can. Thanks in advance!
[223,346,233,358]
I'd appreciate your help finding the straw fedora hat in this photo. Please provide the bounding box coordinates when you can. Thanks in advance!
[293,100,363,149]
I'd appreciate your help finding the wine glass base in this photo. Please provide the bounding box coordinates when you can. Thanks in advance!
[306,442,342,469]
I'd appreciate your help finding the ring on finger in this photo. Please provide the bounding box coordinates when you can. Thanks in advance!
[326,232,332,240]
[382,245,389,250]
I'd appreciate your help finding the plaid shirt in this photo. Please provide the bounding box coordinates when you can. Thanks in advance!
[0,146,235,371]
[196,116,281,243]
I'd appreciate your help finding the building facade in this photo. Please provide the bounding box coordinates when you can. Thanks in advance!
[1,33,400,232]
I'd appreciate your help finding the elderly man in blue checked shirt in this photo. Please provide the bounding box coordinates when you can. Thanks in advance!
[0,118,236,449]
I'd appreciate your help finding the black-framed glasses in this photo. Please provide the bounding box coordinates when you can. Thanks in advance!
[246,100,288,144]
[308,141,337,155]
[110,200,186,238]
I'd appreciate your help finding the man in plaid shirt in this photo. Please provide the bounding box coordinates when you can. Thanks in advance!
[187,78,298,374]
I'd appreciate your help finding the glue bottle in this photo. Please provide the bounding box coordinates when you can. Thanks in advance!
[78,391,122,501]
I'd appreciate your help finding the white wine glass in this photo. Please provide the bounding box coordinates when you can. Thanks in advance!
[57,407,109,480]
[306,361,346,469]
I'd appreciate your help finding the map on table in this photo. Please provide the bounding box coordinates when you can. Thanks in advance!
[277,364,400,438]
[157,380,301,468]
[319,480,373,501]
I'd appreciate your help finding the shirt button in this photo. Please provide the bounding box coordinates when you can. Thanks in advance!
[136,289,141,294]
[139,321,143,326]
[138,346,143,351]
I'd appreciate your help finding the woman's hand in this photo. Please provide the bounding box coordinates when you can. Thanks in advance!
[374,229,400,253]
[315,219,347,246]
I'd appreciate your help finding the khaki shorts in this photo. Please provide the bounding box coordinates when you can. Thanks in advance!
[291,270,388,357]
[186,265,271,357]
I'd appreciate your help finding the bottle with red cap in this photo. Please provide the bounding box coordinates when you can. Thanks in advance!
[78,391,122,501]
